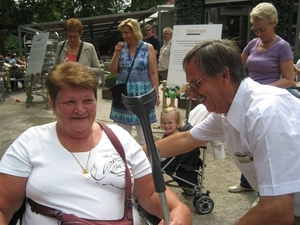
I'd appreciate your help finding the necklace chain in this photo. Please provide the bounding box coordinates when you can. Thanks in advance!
[59,131,93,180]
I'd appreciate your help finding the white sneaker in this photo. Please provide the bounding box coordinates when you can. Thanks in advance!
[251,197,259,208]
[228,183,254,193]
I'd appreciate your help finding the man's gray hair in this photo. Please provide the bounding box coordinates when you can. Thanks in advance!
[183,39,247,84]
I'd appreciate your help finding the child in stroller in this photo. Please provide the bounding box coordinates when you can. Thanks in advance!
[160,107,214,215]
[160,107,202,194]
[139,107,213,224]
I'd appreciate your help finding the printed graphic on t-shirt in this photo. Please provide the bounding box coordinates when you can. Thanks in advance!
[90,153,127,189]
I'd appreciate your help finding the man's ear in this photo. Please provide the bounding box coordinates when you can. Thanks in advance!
[222,67,230,83]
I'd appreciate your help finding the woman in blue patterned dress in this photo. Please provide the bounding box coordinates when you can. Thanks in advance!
[109,18,160,144]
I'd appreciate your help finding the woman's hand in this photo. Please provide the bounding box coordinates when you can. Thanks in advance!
[158,217,188,225]
[156,97,161,107]
[114,42,124,56]
[109,42,124,74]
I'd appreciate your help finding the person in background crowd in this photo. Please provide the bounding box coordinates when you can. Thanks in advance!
[0,62,192,225]
[144,38,300,225]
[158,27,176,107]
[5,53,12,63]
[109,18,160,145]
[9,55,25,68]
[55,18,102,84]
[0,55,10,68]
[143,24,161,62]
[230,2,299,194]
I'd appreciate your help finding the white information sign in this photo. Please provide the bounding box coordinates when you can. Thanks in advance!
[167,25,222,86]
[26,32,49,75]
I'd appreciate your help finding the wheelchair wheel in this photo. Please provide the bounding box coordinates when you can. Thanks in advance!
[183,188,197,196]
[138,203,161,225]
[195,196,214,214]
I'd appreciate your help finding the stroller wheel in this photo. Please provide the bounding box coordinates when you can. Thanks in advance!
[195,196,214,214]
[183,188,197,196]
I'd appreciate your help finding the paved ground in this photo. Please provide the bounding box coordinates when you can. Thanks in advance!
[0,86,258,225]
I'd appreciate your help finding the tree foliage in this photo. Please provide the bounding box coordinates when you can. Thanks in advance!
[174,0,204,25]
[3,0,164,25]
[0,0,163,55]
[130,0,165,11]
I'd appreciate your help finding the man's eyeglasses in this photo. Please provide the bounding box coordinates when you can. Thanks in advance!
[188,75,210,90]
[251,26,266,33]
[145,29,151,31]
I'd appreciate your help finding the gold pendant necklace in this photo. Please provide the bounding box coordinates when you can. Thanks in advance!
[59,131,93,180]
[69,148,92,180]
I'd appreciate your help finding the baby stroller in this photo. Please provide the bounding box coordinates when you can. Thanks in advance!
[160,121,214,215]
[138,121,210,225]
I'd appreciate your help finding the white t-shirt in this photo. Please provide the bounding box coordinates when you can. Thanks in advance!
[190,78,300,216]
[0,122,151,224]
[158,39,172,72]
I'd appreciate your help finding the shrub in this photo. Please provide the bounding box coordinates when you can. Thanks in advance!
[104,73,117,89]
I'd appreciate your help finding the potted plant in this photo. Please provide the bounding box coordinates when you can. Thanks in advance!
[175,84,199,110]
[102,73,117,100]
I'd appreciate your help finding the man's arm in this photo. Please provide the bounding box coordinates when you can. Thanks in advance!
[154,37,161,56]
[143,130,207,158]
[235,194,294,225]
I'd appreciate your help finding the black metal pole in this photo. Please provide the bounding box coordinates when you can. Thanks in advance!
[122,88,170,224]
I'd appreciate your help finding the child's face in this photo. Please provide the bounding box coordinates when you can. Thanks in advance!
[161,114,178,135]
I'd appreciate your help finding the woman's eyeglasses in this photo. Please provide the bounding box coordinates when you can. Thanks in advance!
[251,26,266,33]
[67,34,80,40]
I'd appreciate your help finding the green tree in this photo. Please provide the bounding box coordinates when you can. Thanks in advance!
[130,0,165,11]
[5,34,19,54]
[0,0,163,55]
[0,0,16,55]
[1,0,14,24]
[174,0,204,25]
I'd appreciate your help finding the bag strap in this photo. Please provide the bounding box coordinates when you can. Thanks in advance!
[28,198,63,218]
[124,42,142,84]
[28,122,133,221]
[59,41,66,57]
[59,41,84,62]
[99,122,133,220]
[76,41,84,62]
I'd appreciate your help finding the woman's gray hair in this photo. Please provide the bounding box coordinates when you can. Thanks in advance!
[250,2,278,23]
[183,39,247,84]
[118,18,143,40]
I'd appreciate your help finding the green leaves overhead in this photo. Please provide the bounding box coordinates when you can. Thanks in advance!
[174,0,204,25]
[3,0,164,25]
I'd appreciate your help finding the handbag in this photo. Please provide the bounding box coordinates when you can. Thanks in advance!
[111,43,142,109]
[25,123,133,225]
[111,83,127,108]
